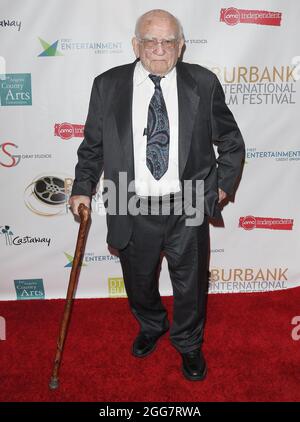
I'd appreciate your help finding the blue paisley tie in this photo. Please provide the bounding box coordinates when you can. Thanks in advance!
[146,74,170,180]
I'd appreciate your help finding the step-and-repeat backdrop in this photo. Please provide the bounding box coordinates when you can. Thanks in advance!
[1,0,299,300]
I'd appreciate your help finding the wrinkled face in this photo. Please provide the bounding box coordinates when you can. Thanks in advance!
[132,15,184,76]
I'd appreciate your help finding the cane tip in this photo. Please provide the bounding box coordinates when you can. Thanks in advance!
[49,377,59,390]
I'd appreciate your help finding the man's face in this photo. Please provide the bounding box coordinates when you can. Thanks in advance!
[132,16,184,76]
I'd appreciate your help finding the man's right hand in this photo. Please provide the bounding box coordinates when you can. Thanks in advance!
[69,195,91,216]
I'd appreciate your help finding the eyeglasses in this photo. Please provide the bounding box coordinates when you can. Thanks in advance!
[138,38,178,50]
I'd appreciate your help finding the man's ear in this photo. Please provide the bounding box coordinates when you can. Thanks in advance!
[132,37,139,58]
[178,38,185,57]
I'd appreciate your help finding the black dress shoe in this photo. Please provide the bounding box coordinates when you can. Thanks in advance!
[181,349,207,381]
[132,329,168,358]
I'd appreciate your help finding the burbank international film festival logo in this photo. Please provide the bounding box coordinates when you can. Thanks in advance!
[14,279,45,300]
[0,73,32,106]
[209,267,288,293]
[209,63,298,106]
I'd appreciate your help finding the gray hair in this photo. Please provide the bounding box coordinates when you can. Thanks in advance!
[135,9,184,40]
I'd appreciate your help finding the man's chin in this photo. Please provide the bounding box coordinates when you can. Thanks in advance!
[150,61,169,75]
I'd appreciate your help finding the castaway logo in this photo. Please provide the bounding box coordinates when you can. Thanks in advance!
[38,38,122,56]
[54,123,84,140]
[24,173,73,217]
[209,267,288,293]
[64,251,119,268]
[220,7,282,26]
[108,277,127,298]
[0,73,32,106]
[239,216,294,231]
[0,19,22,31]
[0,142,52,167]
[246,147,300,162]
[14,279,45,300]
[210,65,297,106]
[0,225,51,246]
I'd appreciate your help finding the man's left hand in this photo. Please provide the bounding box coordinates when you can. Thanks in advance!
[218,188,227,203]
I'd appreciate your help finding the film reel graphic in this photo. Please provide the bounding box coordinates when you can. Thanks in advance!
[34,176,66,205]
[24,174,73,216]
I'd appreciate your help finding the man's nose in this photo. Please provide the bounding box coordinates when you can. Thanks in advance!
[153,44,166,55]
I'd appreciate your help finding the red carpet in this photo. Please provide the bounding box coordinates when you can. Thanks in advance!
[1,288,300,402]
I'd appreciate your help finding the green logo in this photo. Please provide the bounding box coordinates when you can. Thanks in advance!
[64,252,87,268]
[0,74,32,106]
[14,279,45,300]
[38,38,63,57]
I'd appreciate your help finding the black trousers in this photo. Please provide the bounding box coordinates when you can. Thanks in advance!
[118,201,209,354]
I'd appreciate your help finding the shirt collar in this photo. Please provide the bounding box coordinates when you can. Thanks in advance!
[134,60,176,87]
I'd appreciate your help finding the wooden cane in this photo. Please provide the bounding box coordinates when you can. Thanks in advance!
[49,203,91,390]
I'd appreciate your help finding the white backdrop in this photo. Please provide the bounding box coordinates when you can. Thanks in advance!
[1,0,299,300]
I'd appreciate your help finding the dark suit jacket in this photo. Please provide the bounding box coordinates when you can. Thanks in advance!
[71,59,245,249]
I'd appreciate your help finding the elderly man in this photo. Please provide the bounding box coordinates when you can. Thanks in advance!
[70,9,245,381]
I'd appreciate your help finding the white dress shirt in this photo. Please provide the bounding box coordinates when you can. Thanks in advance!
[132,60,181,197]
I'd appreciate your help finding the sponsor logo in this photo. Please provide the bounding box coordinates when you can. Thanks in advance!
[64,252,119,267]
[38,38,123,56]
[210,65,297,106]
[38,38,63,56]
[220,7,282,26]
[239,216,294,231]
[0,142,20,167]
[108,277,127,298]
[0,73,32,106]
[209,267,288,293]
[246,147,300,162]
[0,225,51,246]
[0,142,52,167]
[185,39,207,45]
[64,252,87,268]
[54,123,84,140]
[24,173,73,216]
[14,279,45,300]
[0,19,21,31]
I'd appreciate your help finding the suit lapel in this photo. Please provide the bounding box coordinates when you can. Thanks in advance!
[176,62,200,179]
[113,59,138,181]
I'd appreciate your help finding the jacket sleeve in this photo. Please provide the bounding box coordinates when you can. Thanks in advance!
[210,74,245,196]
[71,77,104,197]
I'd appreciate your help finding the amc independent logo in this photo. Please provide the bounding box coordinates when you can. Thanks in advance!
[239,216,294,231]
[54,123,84,140]
[220,7,282,26]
